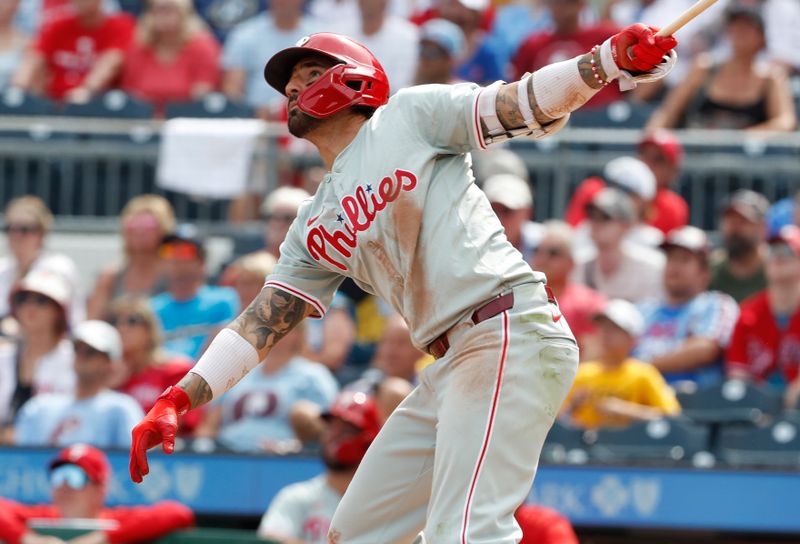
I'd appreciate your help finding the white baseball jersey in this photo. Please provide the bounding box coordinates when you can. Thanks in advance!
[258,474,341,544]
[266,83,543,349]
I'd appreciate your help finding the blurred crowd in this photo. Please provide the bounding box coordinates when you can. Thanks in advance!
[0,0,795,128]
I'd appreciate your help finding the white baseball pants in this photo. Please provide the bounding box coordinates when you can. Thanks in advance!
[328,282,579,544]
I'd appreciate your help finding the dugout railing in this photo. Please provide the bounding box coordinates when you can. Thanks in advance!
[0,115,798,231]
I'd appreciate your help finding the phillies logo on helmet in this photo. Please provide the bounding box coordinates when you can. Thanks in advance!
[306,169,418,271]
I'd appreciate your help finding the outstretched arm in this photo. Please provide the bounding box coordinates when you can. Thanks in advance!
[129,286,313,482]
[480,24,678,143]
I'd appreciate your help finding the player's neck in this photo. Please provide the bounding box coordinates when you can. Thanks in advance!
[307,115,368,171]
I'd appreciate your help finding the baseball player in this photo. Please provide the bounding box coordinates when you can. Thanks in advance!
[130,26,678,543]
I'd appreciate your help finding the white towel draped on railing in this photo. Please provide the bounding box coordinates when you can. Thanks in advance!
[156,118,267,199]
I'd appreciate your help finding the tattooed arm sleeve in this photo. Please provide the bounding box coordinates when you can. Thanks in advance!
[485,51,608,136]
[175,287,313,408]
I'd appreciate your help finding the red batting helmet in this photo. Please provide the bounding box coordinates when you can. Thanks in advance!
[322,390,382,466]
[263,33,390,119]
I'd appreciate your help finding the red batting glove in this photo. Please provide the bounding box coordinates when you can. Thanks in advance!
[611,24,678,73]
[129,385,191,483]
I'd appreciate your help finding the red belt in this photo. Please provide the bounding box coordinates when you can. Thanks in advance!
[427,292,515,359]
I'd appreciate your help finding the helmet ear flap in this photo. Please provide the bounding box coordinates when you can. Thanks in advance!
[297,64,363,118]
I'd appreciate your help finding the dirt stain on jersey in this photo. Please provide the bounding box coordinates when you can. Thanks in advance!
[392,195,429,322]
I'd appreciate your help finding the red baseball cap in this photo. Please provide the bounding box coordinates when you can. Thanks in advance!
[768,225,800,257]
[49,444,111,486]
[639,130,684,166]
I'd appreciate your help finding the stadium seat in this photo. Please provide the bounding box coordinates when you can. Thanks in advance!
[0,88,55,116]
[676,380,783,425]
[541,420,590,464]
[164,93,254,119]
[568,100,656,129]
[716,418,800,469]
[588,417,712,465]
[62,90,154,119]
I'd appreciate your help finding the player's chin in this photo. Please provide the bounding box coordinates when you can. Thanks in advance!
[287,110,321,138]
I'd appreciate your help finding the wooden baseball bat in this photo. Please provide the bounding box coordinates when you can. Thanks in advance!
[656,0,720,37]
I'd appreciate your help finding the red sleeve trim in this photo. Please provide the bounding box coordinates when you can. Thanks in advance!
[473,87,487,150]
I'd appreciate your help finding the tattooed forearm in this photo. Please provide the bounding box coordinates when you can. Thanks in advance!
[177,372,213,409]
[229,286,311,358]
[489,50,609,137]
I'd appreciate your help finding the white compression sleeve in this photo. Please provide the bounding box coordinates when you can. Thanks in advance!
[189,328,260,399]
[532,56,601,120]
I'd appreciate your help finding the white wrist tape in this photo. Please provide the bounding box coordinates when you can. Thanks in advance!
[189,328,260,399]
[516,73,541,131]
[532,57,599,120]
[477,80,505,138]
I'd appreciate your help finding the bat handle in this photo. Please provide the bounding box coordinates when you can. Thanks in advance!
[656,0,719,37]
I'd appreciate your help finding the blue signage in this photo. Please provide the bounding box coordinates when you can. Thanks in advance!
[2,447,798,534]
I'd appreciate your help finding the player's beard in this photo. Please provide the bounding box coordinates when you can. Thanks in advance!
[287,105,323,138]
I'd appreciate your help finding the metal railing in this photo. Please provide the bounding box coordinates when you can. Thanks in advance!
[0,115,798,231]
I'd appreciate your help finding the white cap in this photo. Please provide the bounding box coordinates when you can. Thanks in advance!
[260,187,311,217]
[11,269,72,316]
[594,299,645,338]
[483,174,533,210]
[73,320,123,362]
[603,156,656,201]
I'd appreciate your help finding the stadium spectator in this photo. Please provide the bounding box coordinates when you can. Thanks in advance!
[327,0,420,94]
[572,156,663,254]
[727,225,800,394]
[413,18,466,85]
[516,503,579,544]
[766,189,800,238]
[12,0,135,102]
[192,0,268,43]
[602,0,720,102]
[564,132,689,237]
[530,221,606,361]
[434,0,505,85]
[195,323,338,453]
[0,1,27,91]
[14,320,144,448]
[513,0,621,108]
[150,227,239,360]
[572,188,665,303]
[471,147,530,186]
[108,296,194,420]
[635,226,740,388]
[636,130,689,235]
[227,251,278,310]
[304,291,357,375]
[489,0,552,69]
[0,443,194,544]
[368,313,425,384]
[709,189,769,303]
[483,173,542,262]
[13,0,120,34]
[258,391,383,543]
[121,0,220,116]
[262,186,311,258]
[646,3,796,132]
[87,194,175,320]
[561,299,681,429]
[0,270,75,442]
[0,196,82,331]
[221,0,320,117]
